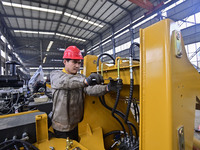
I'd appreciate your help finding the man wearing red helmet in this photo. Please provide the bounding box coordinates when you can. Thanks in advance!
[50,46,116,141]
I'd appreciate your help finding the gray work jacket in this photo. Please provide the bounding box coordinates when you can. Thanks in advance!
[50,70,107,132]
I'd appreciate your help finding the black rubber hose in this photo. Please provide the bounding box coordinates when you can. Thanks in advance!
[111,89,126,138]
[100,96,138,143]
[100,96,138,139]
[14,145,19,150]
[129,42,140,58]
[124,79,139,142]
[23,143,30,150]
[103,130,124,138]
[101,95,133,141]
[125,79,134,123]
[99,96,125,119]
[133,103,137,123]
[0,139,38,150]
[97,53,115,68]
[0,141,15,150]
[128,121,138,141]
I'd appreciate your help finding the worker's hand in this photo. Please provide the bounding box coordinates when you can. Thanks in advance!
[86,73,104,86]
[107,78,123,92]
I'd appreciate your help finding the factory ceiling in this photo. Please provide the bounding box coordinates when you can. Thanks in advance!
[0,0,170,69]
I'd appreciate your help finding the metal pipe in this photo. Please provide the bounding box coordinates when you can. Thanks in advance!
[117,58,129,79]
[96,53,115,74]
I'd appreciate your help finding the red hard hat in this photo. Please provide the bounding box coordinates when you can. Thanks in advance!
[63,46,83,60]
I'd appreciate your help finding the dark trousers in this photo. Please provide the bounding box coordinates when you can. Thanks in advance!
[53,126,79,141]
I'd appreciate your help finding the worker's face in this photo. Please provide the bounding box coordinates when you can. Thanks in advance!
[63,59,81,75]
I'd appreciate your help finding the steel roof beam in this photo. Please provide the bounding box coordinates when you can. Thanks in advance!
[107,0,130,13]
[53,0,70,39]
[128,0,154,11]
[87,0,180,52]
[22,0,110,25]
[1,14,98,34]
[8,28,90,41]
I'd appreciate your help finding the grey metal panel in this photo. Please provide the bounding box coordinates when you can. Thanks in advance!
[3,6,15,15]
[113,15,130,32]
[167,0,200,20]
[120,0,136,10]
[182,24,200,45]
[32,20,39,29]
[102,41,112,52]
[115,33,130,47]
[56,0,66,6]
[7,18,18,28]
[95,2,113,19]
[88,0,104,17]
[68,26,77,35]
[102,29,112,40]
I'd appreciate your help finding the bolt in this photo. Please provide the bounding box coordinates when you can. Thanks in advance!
[49,146,55,150]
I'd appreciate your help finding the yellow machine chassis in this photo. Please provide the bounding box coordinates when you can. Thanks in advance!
[1,19,200,150]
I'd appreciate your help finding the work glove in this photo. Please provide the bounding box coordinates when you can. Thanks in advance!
[107,78,123,92]
[86,73,104,86]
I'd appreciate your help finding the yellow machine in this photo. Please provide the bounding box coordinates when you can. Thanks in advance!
[0,19,200,150]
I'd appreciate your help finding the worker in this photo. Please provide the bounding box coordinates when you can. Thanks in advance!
[50,46,120,141]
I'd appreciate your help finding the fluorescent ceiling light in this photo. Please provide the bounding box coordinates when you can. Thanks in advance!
[2,1,103,28]
[14,30,55,35]
[8,56,11,61]
[64,12,103,28]
[30,67,63,70]
[7,44,12,50]
[56,33,86,42]
[51,59,63,62]
[2,1,62,14]
[39,32,54,35]
[43,57,46,63]
[46,41,54,52]
[0,35,7,43]
[14,30,38,34]
[13,30,86,42]
[57,48,65,51]
[1,50,5,59]
[30,67,39,70]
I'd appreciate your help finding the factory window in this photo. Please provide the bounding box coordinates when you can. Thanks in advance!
[178,9,200,71]
[115,41,131,53]
[177,11,199,30]
[106,49,113,55]
[185,42,200,70]
[196,12,200,24]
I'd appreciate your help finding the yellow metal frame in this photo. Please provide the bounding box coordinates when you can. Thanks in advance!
[140,19,200,150]
[2,19,200,150]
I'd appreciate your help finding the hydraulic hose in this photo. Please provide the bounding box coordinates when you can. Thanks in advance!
[111,88,127,139]
[129,42,140,60]
[103,130,124,138]
[0,139,39,150]
[99,96,125,119]
[96,53,115,73]
[124,42,139,143]
[99,94,138,143]
[125,79,134,122]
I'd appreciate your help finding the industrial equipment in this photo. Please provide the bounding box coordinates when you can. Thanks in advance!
[0,60,29,115]
[0,19,200,150]
[0,61,52,116]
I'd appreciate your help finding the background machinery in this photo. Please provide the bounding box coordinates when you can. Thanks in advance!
[0,19,200,150]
